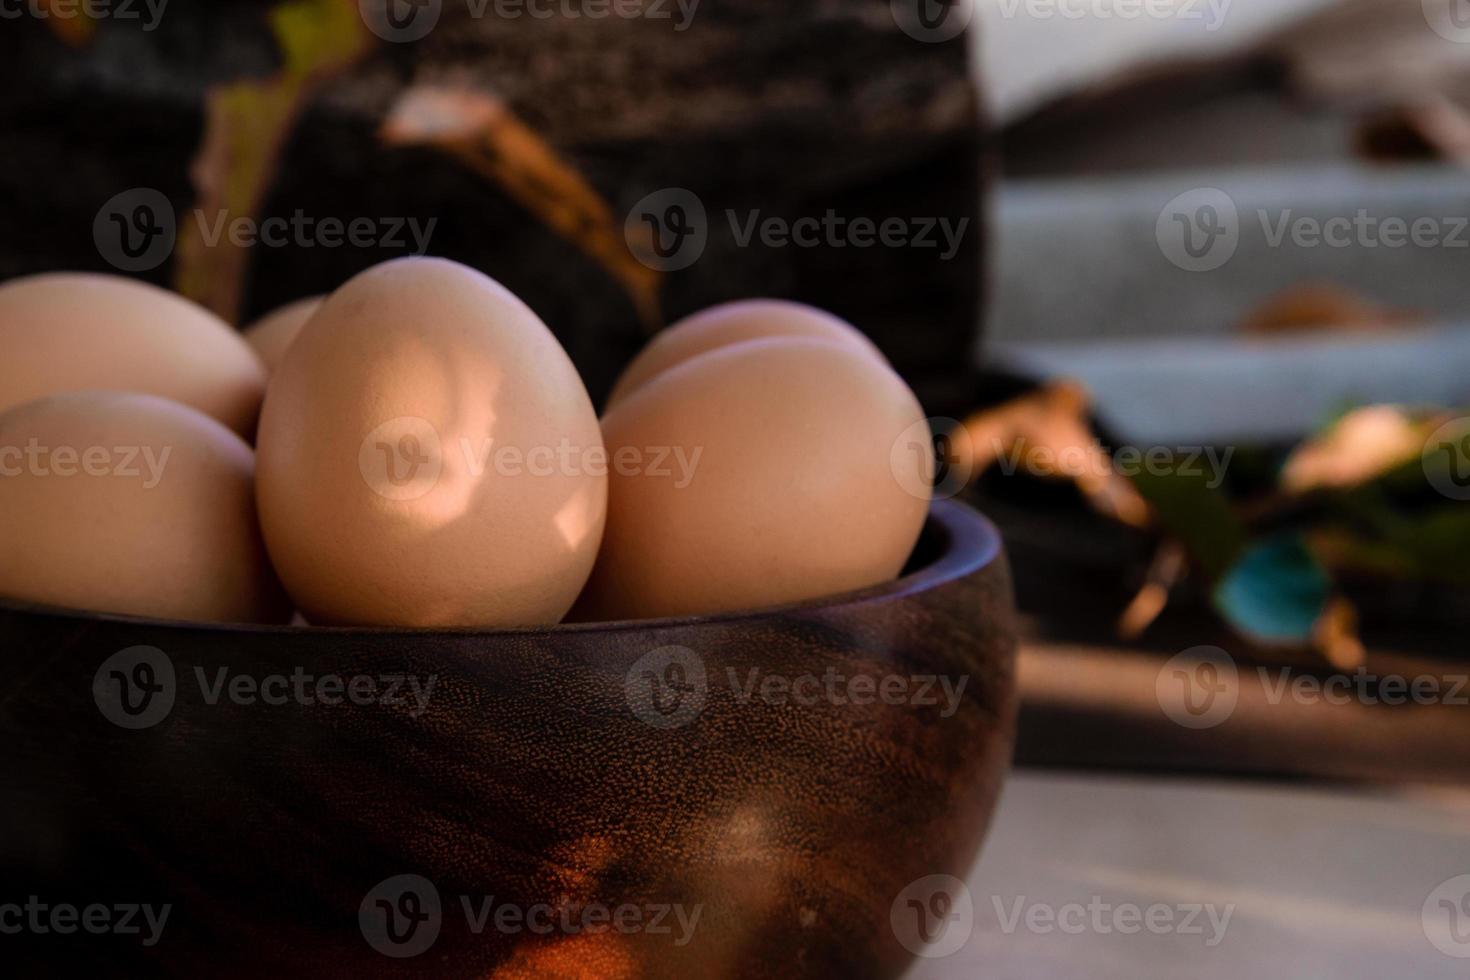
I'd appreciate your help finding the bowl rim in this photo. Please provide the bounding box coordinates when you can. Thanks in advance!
[0,499,1002,638]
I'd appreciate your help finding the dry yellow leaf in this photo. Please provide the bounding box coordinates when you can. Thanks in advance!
[381,84,664,331]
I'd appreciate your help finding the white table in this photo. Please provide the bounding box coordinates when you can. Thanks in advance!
[909,770,1470,978]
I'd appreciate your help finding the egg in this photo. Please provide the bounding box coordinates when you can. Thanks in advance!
[0,391,288,623]
[605,299,886,409]
[0,272,267,437]
[574,337,933,622]
[255,257,606,627]
[243,295,324,373]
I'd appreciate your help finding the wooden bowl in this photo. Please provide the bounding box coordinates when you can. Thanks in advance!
[0,500,1017,979]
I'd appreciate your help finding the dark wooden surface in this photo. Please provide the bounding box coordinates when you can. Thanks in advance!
[0,500,1018,978]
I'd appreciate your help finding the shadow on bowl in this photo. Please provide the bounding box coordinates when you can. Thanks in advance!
[0,499,1018,979]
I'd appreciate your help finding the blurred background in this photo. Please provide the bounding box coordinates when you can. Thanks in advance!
[973,0,1470,784]
[3,0,1469,976]
[957,8,1470,974]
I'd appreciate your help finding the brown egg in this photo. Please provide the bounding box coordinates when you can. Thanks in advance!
[575,337,933,622]
[243,295,324,373]
[0,272,266,437]
[255,257,606,627]
[605,299,886,409]
[0,391,288,623]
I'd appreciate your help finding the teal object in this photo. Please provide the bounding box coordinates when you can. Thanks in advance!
[1214,534,1331,644]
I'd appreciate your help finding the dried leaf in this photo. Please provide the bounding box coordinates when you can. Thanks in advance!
[959,380,1151,528]
[1117,539,1188,640]
[1240,282,1422,336]
[1313,597,1366,671]
[382,85,664,331]
[1280,405,1425,494]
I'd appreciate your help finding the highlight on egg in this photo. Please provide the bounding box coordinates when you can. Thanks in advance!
[0,272,267,437]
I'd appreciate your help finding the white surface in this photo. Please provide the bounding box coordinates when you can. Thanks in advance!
[983,166,1470,441]
[988,166,1470,345]
[992,328,1470,443]
[971,0,1337,122]
[909,771,1470,979]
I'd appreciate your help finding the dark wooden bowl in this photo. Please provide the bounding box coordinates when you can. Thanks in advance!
[0,500,1017,979]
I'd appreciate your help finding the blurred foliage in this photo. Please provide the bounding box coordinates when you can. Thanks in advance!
[962,389,1469,664]
[1129,454,1245,581]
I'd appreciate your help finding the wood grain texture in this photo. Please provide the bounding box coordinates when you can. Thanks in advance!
[0,500,1017,978]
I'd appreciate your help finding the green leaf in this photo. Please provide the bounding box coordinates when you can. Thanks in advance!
[1128,454,1248,579]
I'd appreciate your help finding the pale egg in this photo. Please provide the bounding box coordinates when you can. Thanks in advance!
[255,257,607,627]
[0,272,266,437]
[575,337,932,621]
[0,391,288,623]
